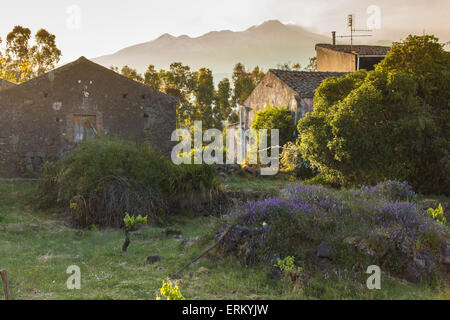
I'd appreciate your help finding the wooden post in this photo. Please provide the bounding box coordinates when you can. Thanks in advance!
[0,269,11,300]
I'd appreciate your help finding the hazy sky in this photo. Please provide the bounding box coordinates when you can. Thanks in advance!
[0,0,449,63]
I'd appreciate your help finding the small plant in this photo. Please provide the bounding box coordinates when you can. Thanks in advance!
[122,213,148,252]
[275,256,303,279]
[156,278,186,300]
[427,204,446,225]
[275,256,303,294]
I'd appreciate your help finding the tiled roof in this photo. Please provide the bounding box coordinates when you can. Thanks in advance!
[269,69,347,98]
[316,44,390,56]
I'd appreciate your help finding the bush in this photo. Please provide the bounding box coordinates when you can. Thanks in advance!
[298,35,450,195]
[38,137,219,228]
[251,105,297,148]
[280,142,317,179]
[360,180,417,202]
[220,183,446,281]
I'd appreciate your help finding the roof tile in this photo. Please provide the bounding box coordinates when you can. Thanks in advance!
[316,43,390,56]
[269,69,347,98]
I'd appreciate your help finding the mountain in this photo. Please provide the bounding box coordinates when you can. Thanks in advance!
[92,20,330,80]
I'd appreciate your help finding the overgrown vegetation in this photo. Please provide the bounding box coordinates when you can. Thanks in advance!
[280,142,317,179]
[297,35,450,195]
[37,137,220,228]
[220,181,449,283]
[251,105,297,148]
[1,181,448,300]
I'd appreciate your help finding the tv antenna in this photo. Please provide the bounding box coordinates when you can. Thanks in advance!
[331,14,372,50]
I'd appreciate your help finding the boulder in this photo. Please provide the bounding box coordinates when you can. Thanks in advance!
[316,241,333,259]
[146,255,162,264]
[165,227,182,237]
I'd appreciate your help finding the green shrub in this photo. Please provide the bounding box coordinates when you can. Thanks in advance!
[298,35,450,195]
[38,137,219,228]
[280,142,317,179]
[251,105,297,148]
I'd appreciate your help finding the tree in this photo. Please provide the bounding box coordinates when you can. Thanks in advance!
[144,65,161,90]
[298,35,449,195]
[228,111,239,124]
[0,26,61,83]
[232,63,255,106]
[304,57,317,72]
[159,63,196,128]
[251,66,265,85]
[214,78,232,122]
[376,35,450,108]
[193,68,219,129]
[277,62,302,71]
[31,29,62,76]
[120,65,143,82]
[251,106,297,148]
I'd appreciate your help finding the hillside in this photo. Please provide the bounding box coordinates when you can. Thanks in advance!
[92,20,330,78]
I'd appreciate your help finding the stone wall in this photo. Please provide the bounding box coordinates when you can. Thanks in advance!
[0,57,176,178]
[0,79,16,91]
[244,72,299,125]
[316,47,356,72]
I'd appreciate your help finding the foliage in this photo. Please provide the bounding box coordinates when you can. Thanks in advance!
[275,256,302,278]
[144,64,162,90]
[156,278,186,300]
[427,204,447,225]
[0,25,61,83]
[274,256,304,292]
[2,181,449,300]
[215,78,233,123]
[276,61,302,71]
[376,35,450,107]
[304,57,317,72]
[221,183,445,281]
[120,65,143,82]
[360,180,418,202]
[251,106,297,148]
[123,213,148,230]
[280,142,316,179]
[232,63,256,106]
[37,137,219,227]
[122,213,148,252]
[298,35,450,195]
[111,61,264,129]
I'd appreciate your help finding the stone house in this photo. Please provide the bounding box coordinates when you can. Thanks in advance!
[0,78,16,91]
[315,44,390,73]
[0,56,177,177]
[242,69,347,128]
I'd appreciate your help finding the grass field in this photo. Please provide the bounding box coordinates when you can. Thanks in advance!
[0,180,448,300]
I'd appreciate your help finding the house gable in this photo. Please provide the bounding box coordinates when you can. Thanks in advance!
[0,56,176,177]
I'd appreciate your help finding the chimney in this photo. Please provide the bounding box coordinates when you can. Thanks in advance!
[332,31,336,46]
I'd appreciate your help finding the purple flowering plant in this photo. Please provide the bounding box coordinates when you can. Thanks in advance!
[221,181,444,267]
